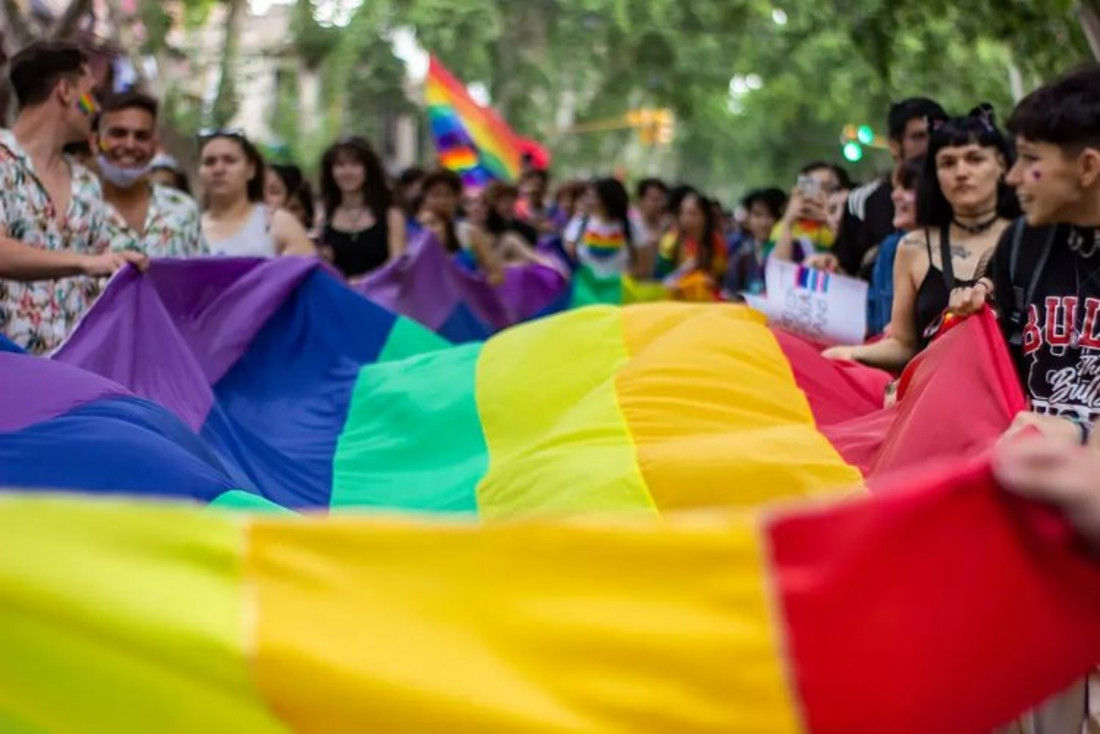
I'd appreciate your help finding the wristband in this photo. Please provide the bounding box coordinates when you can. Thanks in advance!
[1072,417,1094,446]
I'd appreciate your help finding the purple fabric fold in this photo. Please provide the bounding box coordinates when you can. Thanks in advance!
[53,257,322,429]
[0,352,129,432]
[356,233,567,334]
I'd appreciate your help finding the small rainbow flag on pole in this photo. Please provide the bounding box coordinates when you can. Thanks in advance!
[425,56,523,185]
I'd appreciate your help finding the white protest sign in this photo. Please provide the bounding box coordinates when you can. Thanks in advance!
[750,259,867,346]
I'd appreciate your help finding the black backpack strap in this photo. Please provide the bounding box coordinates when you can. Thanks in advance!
[938,223,957,292]
[1007,220,1057,347]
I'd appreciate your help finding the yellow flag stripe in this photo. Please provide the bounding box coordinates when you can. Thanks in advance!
[618,304,862,512]
[474,306,656,519]
[250,509,804,733]
[0,498,289,734]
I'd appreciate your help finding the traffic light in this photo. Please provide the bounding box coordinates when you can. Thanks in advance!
[627,108,675,146]
[840,123,877,162]
[654,108,675,145]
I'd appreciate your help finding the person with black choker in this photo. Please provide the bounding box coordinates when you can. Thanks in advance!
[823,106,1018,371]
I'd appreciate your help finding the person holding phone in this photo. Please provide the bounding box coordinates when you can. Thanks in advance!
[769,162,841,263]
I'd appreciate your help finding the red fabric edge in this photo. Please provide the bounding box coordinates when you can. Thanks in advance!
[767,455,1100,733]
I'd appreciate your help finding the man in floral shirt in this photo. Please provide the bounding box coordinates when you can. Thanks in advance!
[0,42,145,354]
[93,91,206,257]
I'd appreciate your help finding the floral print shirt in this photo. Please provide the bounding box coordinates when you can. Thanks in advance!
[0,129,110,354]
[103,183,207,257]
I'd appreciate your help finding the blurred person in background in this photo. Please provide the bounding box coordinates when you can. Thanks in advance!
[149,153,191,195]
[656,188,728,300]
[485,181,539,246]
[264,163,316,233]
[199,130,315,258]
[832,97,948,277]
[631,177,669,251]
[722,187,787,298]
[865,157,924,337]
[549,179,586,232]
[318,136,406,277]
[476,182,550,269]
[770,161,842,263]
[564,177,650,280]
[518,168,555,236]
[396,165,426,234]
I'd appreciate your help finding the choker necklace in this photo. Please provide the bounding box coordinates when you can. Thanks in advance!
[952,212,999,235]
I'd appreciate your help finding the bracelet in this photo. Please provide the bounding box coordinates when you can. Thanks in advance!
[1071,417,1095,446]
[1078,418,1095,448]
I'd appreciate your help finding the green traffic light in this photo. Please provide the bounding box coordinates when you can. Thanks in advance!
[843,141,864,162]
[857,125,874,145]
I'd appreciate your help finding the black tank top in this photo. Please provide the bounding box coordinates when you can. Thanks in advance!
[914,225,977,348]
[323,218,389,278]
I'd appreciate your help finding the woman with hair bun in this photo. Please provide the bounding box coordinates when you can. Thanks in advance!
[825,105,1019,370]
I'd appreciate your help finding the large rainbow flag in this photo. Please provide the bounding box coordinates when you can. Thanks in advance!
[2,257,1099,731]
[426,55,524,185]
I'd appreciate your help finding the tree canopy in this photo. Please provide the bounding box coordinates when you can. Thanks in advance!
[7,0,1091,197]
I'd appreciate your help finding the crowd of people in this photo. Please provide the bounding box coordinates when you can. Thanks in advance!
[0,41,1098,436]
[2,35,1100,733]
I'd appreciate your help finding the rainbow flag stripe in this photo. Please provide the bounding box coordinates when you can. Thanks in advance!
[438,146,479,172]
[426,56,523,184]
[1,454,1099,732]
[2,258,1098,731]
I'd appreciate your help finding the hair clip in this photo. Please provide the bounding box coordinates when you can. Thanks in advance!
[968,103,996,132]
[929,116,946,132]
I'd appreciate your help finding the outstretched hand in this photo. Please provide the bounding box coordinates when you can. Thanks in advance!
[81,249,148,277]
[994,435,1100,549]
[822,344,859,362]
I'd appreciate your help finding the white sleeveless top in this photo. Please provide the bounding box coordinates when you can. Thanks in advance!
[207,205,277,258]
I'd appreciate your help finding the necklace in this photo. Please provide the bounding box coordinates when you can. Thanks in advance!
[1069,249,1100,347]
[1068,227,1100,259]
[952,212,999,235]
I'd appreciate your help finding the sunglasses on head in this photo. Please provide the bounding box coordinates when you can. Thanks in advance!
[198,127,247,142]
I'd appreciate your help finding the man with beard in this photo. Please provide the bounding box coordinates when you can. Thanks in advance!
[94,92,205,257]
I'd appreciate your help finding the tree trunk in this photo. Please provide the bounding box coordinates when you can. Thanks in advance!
[210,0,246,128]
[50,0,95,40]
[0,0,38,51]
[1081,0,1100,60]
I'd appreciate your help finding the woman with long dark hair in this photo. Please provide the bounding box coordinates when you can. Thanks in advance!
[319,136,406,278]
[198,131,315,257]
[264,163,316,233]
[655,188,728,299]
[825,105,1019,369]
[564,177,650,279]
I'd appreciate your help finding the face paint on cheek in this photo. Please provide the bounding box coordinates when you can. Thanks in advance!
[1031,170,1043,181]
[76,93,98,117]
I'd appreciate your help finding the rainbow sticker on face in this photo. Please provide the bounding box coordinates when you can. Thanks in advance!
[77,93,98,117]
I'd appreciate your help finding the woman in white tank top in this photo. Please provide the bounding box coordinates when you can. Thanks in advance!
[198,131,315,258]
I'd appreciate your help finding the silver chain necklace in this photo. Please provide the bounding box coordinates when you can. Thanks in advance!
[1068,227,1100,259]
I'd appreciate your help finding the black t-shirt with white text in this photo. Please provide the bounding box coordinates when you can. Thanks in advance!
[991,222,1100,422]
